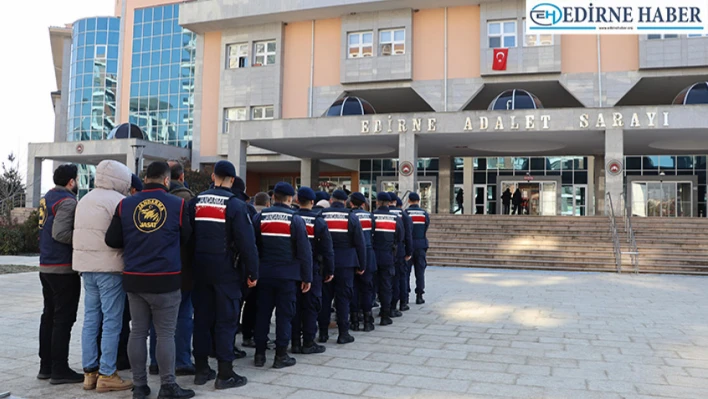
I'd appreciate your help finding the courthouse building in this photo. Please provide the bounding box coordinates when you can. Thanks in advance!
[31,0,708,218]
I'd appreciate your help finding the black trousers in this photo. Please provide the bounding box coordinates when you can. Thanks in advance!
[502,204,510,215]
[241,285,258,341]
[512,204,521,215]
[39,273,81,373]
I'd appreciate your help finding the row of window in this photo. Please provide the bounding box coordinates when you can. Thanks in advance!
[347,28,405,58]
[223,106,274,133]
[487,20,553,48]
[226,40,276,69]
[648,33,708,39]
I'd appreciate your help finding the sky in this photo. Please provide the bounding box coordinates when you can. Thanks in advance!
[0,0,115,192]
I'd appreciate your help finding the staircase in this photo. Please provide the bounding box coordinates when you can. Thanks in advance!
[427,215,708,275]
[426,215,618,272]
[629,217,708,275]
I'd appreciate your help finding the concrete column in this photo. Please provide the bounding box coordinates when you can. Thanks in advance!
[437,156,453,214]
[300,158,320,189]
[398,131,418,196]
[604,129,624,215]
[26,154,43,207]
[463,157,474,215]
[228,139,248,179]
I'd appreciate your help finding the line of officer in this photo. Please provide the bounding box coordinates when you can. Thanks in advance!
[292,187,335,354]
[389,194,413,315]
[406,193,431,304]
[252,182,313,368]
[318,190,366,344]
[371,192,404,325]
[349,192,377,332]
[189,161,259,390]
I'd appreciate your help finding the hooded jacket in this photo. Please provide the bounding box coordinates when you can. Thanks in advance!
[72,160,131,273]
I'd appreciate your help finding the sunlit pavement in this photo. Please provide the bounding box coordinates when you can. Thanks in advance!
[1,267,707,399]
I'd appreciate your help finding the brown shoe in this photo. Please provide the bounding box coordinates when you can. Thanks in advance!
[96,373,133,393]
[83,371,99,390]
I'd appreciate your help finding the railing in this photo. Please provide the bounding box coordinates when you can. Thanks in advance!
[0,192,26,221]
[606,192,622,273]
[621,194,640,274]
[400,190,412,209]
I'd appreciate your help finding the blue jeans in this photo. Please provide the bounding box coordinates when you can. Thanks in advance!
[150,291,193,369]
[81,273,125,375]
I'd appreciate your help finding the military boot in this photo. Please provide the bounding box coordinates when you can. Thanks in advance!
[350,312,360,331]
[193,357,216,386]
[273,347,296,369]
[390,302,403,318]
[400,301,410,311]
[233,345,247,359]
[254,352,266,368]
[291,339,302,354]
[416,294,425,304]
[363,312,375,332]
[337,331,355,344]
[380,309,393,326]
[301,341,326,354]
[156,382,195,399]
[214,361,247,390]
[318,328,329,343]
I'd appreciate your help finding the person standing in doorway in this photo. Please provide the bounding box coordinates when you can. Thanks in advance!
[501,188,512,215]
[455,188,464,214]
[512,188,522,215]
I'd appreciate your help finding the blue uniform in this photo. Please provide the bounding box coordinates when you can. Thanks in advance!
[351,208,377,314]
[189,188,259,363]
[292,208,334,346]
[390,207,413,306]
[39,188,76,268]
[407,205,430,295]
[318,203,366,335]
[372,206,404,315]
[253,204,313,352]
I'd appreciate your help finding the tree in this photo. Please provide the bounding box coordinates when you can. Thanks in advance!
[0,153,26,223]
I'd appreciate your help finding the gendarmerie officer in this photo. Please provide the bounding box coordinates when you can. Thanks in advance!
[252,182,313,368]
[389,194,413,315]
[372,192,404,325]
[318,190,366,344]
[349,192,377,332]
[231,177,256,359]
[189,160,259,390]
[292,187,335,355]
[104,161,194,399]
[406,193,431,304]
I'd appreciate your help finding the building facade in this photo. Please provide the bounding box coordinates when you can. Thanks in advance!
[33,0,708,218]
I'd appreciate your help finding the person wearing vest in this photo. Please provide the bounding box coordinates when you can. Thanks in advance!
[73,160,133,393]
[104,161,194,399]
[37,164,82,385]
[372,192,404,325]
[240,191,268,351]
[349,192,378,332]
[252,182,313,369]
[317,189,367,345]
[291,187,335,355]
[189,161,259,390]
[389,194,413,315]
[407,193,431,304]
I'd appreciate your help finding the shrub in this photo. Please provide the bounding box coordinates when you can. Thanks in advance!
[20,210,40,254]
[0,225,24,255]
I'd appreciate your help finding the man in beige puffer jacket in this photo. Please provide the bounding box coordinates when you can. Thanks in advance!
[72,160,134,393]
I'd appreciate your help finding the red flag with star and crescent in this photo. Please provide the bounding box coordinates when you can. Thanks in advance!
[492,48,508,71]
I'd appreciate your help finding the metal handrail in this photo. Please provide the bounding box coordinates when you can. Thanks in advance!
[606,192,622,273]
[621,193,640,274]
[400,190,412,209]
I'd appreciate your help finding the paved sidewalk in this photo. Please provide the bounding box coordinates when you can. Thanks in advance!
[0,256,39,266]
[1,267,707,399]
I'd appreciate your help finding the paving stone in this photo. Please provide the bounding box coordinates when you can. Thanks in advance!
[447,368,517,384]
[272,374,370,395]
[324,358,390,372]
[362,385,419,399]
[398,375,470,393]
[516,375,588,390]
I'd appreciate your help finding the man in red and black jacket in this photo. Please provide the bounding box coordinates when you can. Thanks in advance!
[105,161,194,399]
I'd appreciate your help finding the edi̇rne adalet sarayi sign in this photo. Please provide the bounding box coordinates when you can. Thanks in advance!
[526,0,708,34]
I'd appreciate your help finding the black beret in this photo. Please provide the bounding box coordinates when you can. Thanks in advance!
[376,192,390,202]
[233,176,246,192]
[274,182,295,196]
[214,160,236,178]
[332,189,348,201]
[297,187,316,201]
[350,192,366,206]
[409,192,420,201]
[315,191,330,202]
[131,174,143,192]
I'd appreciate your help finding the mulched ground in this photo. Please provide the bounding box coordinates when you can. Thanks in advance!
[0,265,38,275]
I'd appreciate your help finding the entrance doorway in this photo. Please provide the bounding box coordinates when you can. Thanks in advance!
[630,181,693,217]
[501,181,558,215]
[378,177,437,213]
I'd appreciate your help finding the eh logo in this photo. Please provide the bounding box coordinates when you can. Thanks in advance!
[38,198,47,229]
[133,198,167,233]
[530,3,563,26]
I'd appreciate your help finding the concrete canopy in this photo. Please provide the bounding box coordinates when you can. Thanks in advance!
[616,75,708,106]
[28,139,190,167]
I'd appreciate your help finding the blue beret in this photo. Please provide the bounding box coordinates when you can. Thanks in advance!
[332,189,348,201]
[315,191,330,202]
[297,187,316,201]
[376,192,390,202]
[396,197,403,207]
[409,192,420,201]
[214,160,236,178]
[350,192,366,206]
[131,174,143,192]
[274,182,295,196]
[233,176,246,192]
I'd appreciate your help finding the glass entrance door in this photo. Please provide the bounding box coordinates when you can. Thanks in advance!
[631,181,693,217]
[501,181,558,216]
[474,185,487,215]
[378,177,437,213]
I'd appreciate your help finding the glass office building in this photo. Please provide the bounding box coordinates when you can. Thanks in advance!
[129,3,196,148]
[68,17,120,142]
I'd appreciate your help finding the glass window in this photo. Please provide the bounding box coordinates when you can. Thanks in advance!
[523,19,553,46]
[348,31,373,58]
[224,107,247,133]
[647,34,679,39]
[253,40,276,66]
[227,43,248,69]
[488,20,517,48]
[625,156,642,170]
[379,28,405,56]
[252,105,274,120]
[643,156,659,169]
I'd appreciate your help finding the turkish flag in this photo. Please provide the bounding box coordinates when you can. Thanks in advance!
[492,48,509,71]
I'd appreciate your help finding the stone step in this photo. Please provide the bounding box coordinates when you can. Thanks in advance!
[428,233,611,241]
[427,250,615,261]
[427,260,616,273]
[427,255,613,268]
[429,244,615,254]
[427,238,616,248]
